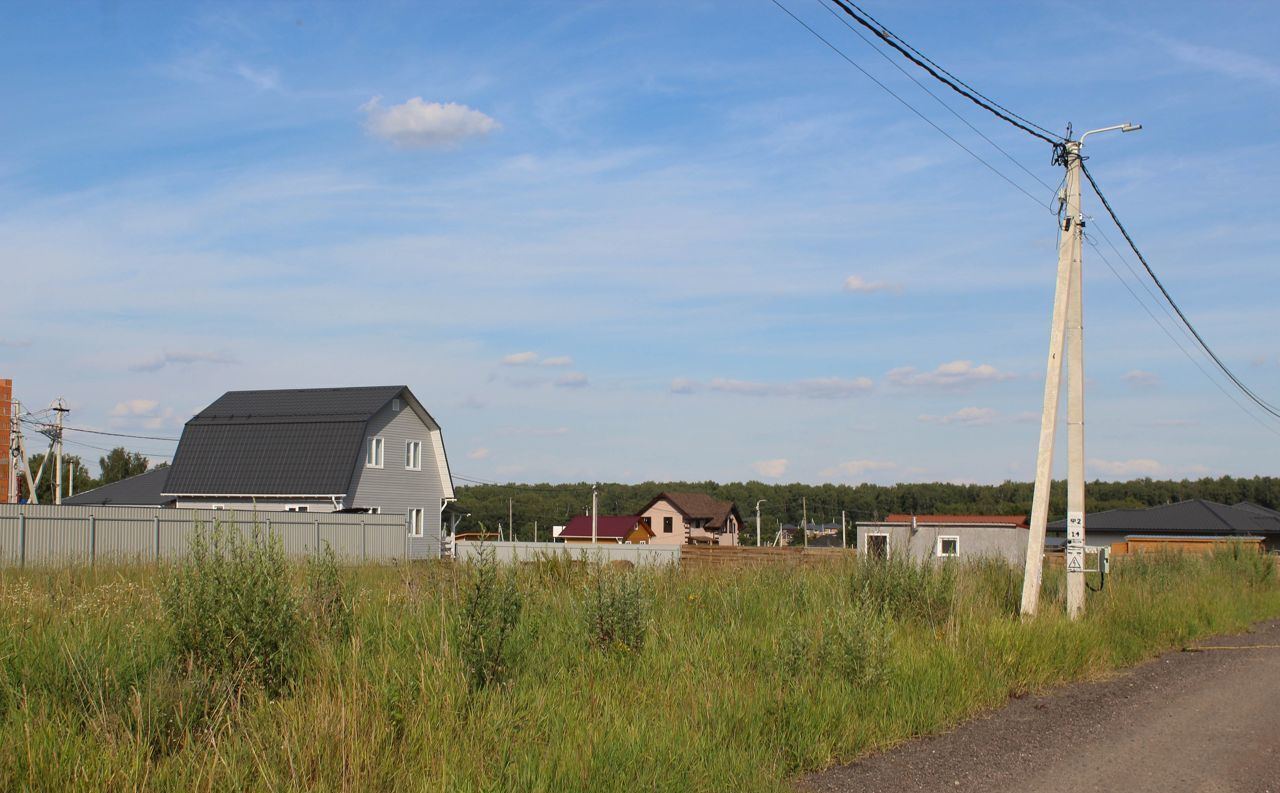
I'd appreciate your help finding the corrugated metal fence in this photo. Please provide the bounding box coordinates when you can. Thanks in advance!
[0,505,409,567]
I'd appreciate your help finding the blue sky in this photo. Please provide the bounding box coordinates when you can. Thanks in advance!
[3,1,1278,486]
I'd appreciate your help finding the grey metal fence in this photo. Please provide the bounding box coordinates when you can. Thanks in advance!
[0,505,410,567]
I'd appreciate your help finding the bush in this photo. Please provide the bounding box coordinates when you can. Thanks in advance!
[305,543,354,643]
[781,605,890,686]
[851,555,955,626]
[453,547,523,689]
[583,566,649,652]
[161,522,305,696]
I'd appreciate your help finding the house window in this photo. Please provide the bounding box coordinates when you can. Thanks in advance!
[865,533,889,559]
[405,440,422,470]
[285,505,309,513]
[663,516,673,533]
[366,436,384,468]
[408,508,424,537]
[392,398,401,412]
[937,536,960,558]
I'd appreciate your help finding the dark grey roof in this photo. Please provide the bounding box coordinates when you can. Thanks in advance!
[1049,499,1280,535]
[64,467,173,506]
[164,386,406,496]
[1233,501,1280,520]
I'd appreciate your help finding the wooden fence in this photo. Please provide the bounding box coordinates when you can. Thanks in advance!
[680,545,853,571]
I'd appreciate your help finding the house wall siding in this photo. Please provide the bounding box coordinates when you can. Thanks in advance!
[347,399,444,559]
[856,523,1028,565]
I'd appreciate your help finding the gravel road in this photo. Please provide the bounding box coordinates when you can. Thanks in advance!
[799,619,1280,793]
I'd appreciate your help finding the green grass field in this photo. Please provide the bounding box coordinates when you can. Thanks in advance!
[1,544,1277,792]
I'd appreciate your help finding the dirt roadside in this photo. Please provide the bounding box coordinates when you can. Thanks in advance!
[798,619,1280,793]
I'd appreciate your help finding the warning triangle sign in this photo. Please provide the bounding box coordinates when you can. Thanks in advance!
[1067,556,1083,572]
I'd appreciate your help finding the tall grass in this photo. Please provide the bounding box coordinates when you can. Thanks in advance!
[1,550,1277,791]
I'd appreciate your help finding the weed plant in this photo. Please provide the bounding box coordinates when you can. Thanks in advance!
[452,546,523,689]
[582,564,649,652]
[304,543,354,643]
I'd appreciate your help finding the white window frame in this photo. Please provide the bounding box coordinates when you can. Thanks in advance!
[405,440,422,471]
[366,436,384,468]
[865,532,890,558]
[211,504,226,511]
[408,508,425,538]
[392,398,401,412]
[936,535,960,558]
[285,505,309,513]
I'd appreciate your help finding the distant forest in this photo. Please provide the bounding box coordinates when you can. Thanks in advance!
[454,476,1280,545]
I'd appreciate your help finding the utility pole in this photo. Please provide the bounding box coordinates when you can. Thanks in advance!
[841,510,847,549]
[1020,123,1141,620]
[53,399,67,506]
[508,497,513,543]
[591,483,598,544]
[802,496,808,548]
[755,499,767,547]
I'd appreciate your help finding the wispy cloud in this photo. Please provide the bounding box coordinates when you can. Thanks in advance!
[820,460,898,480]
[129,350,235,373]
[1162,37,1280,87]
[468,447,491,460]
[843,274,901,294]
[1122,369,1161,388]
[673,376,874,399]
[1088,458,1165,478]
[752,458,788,478]
[555,372,589,389]
[886,360,1013,389]
[501,351,539,365]
[110,399,177,430]
[360,97,498,149]
[541,355,574,367]
[918,406,998,425]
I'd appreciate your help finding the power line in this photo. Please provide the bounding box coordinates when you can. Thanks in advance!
[823,0,1063,145]
[769,0,1050,209]
[61,425,180,442]
[1080,161,1280,421]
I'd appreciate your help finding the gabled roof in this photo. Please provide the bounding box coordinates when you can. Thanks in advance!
[559,515,654,540]
[164,385,451,498]
[64,467,173,506]
[1048,499,1280,535]
[640,491,743,531]
[881,514,1030,529]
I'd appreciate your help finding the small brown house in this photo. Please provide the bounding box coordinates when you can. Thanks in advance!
[640,492,743,546]
[558,515,655,545]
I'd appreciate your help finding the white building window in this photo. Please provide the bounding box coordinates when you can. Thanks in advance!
[408,508,424,537]
[392,398,401,412]
[285,505,309,513]
[366,436,384,468]
[937,536,960,557]
[405,440,422,470]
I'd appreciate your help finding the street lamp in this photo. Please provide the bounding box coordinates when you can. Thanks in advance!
[755,499,767,547]
[1080,122,1141,145]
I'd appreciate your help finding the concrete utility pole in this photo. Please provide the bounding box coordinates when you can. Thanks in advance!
[508,497,513,543]
[802,496,808,548]
[53,399,67,506]
[591,483,598,544]
[1020,123,1141,619]
[755,499,767,547]
[842,510,847,549]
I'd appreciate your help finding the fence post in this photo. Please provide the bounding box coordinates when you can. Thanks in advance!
[18,512,25,568]
[361,520,367,562]
[154,514,161,561]
[89,514,96,566]
[315,519,321,555]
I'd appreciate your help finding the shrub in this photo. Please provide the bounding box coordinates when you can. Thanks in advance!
[305,543,354,643]
[583,565,649,652]
[781,605,891,686]
[161,522,305,696]
[851,555,955,625]
[453,547,523,689]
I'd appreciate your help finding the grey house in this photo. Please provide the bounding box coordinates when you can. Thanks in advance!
[855,514,1030,565]
[163,385,454,559]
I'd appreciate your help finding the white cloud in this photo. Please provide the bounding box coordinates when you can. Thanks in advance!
[820,460,898,480]
[468,447,491,460]
[458,394,488,410]
[1162,38,1280,87]
[555,372,589,389]
[918,406,998,425]
[843,275,900,294]
[670,377,698,394]
[886,360,1014,389]
[1122,369,1161,388]
[109,399,177,430]
[130,350,234,372]
[1088,458,1166,478]
[111,399,160,417]
[360,97,498,149]
[752,458,788,478]
[541,355,574,367]
[233,63,280,91]
[501,351,539,366]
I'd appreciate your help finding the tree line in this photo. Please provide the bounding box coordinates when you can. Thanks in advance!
[454,476,1280,545]
[16,447,157,504]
